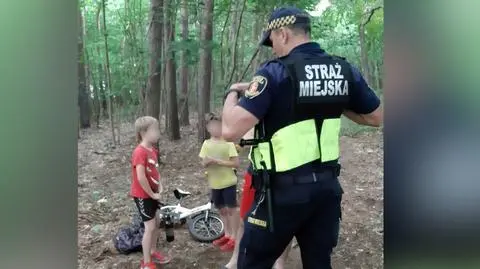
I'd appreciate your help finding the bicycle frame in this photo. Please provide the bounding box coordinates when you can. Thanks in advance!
[160,200,213,221]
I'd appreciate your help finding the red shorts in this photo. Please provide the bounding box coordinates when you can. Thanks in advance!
[239,172,256,219]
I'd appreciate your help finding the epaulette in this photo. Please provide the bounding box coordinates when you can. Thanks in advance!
[259,58,278,68]
[259,59,271,66]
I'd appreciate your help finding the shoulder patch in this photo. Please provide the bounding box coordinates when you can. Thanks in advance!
[244,75,268,99]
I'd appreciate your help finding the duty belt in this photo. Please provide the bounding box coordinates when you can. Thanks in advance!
[272,169,337,189]
[240,138,275,233]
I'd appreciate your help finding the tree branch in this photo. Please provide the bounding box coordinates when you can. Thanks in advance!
[362,6,382,26]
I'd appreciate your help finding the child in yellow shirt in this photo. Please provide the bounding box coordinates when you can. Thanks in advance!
[199,113,239,252]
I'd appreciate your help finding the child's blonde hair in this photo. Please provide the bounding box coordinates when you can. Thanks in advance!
[134,116,158,143]
[205,112,221,124]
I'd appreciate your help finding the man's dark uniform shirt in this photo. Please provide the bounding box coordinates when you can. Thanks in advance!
[238,42,380,178]
[235,14,381,268]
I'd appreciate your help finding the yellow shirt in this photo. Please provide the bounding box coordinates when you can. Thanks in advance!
[199,139,238,189]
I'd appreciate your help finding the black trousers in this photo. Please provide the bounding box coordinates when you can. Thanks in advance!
[237,172,343,269]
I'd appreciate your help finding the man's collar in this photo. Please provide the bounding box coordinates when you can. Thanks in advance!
[290,42,324,54]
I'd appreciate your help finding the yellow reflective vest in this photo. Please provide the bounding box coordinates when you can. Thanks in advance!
[249,118,341,172]
[248,52,352,173]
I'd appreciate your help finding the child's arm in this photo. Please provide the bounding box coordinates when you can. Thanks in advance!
[201,157,216,167]
[212,156,240,168]
[213,142,240,168]
[136,164,157,198]
[158,180,164,194]
[199,141,213,167]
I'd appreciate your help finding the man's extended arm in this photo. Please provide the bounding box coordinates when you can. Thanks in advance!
[345,65,383,127]
[343,106,383,127]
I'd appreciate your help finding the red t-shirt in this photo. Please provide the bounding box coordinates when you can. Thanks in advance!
[130,145,160,198]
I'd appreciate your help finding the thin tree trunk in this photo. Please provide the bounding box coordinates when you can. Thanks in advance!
[96,4,108,119]
[193,64,199,113]
[195,4,201,115]
[165,0,180,140]
[132,0,147,116]
[197,0,214,142]
[78,8,91,128]
[102,0,116,144]
[359,6,382,86]
[252,6,263,73]
[145,0,163,121]
[368,58,375,88]
[358,23,370,84]
[224,1,238,82]
[162,0,169,132]
[219,1,232,82]
[179,0,190,125]
[235,25,245,81]
[87,48,101,128]
[226,0,247,86]
[375,61,381,90]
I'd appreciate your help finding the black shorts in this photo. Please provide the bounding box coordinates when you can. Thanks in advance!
[133,197,158,222]
[211,185,237,209]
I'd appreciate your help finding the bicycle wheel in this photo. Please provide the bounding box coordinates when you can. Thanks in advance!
[188,212,224,243]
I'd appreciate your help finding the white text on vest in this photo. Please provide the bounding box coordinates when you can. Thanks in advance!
[299,64,348,97]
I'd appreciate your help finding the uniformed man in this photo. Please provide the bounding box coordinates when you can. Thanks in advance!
[221,6,383,269]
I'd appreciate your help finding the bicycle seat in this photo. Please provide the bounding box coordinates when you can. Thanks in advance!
[173,188,191,199]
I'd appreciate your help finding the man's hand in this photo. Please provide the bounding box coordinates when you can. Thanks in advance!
[230,82,250,93]
[224,82,251,101]
[151,193,161,200]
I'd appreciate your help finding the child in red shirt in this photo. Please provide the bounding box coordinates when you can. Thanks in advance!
[131,116,171,269]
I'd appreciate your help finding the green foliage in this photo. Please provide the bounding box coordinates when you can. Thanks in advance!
[81,0,383,136]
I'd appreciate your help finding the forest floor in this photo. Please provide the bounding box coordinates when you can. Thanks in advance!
[78,119,383,269]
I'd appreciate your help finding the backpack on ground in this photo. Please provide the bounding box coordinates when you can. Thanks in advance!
[113,213,144,254]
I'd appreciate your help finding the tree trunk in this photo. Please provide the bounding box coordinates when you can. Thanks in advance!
[194,4,201,115]
[252,7,263,73]
[368,58,376,89]
[235,22,245,81]
[226,0,247,85]
[375,61,382,90]
[179,0,190,125]
[97,64,108,118]
[197,0,214,142]
[96,4,108,119]
[359,6,382,86]
[165,0,180,140]
[87,49,101,128]
[193,64,199,113]
[162,0,169,132]
[219,1,232,82]
[358,24,370,84]
[224,1,238,83]
[101,0,116,144]
[145,0,163,120]
[78,8,90,128]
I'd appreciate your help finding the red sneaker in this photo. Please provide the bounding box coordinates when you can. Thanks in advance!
[142,261,157,269]
[220,239,235,252]
[212,236,229,247]
[151,251,172,264]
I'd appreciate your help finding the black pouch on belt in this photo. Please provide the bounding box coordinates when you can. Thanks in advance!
[251,170,264,191]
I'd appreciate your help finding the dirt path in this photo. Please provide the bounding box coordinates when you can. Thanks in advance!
[78,121,383,269]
